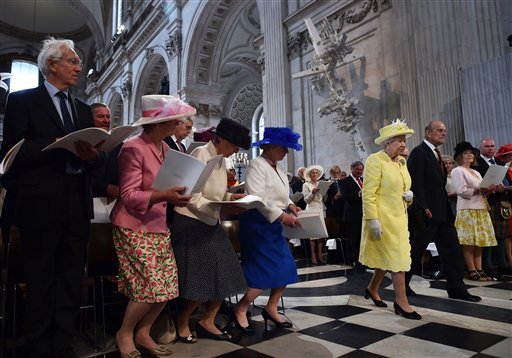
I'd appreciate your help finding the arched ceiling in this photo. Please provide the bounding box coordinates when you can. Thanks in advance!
[0,0,105,45]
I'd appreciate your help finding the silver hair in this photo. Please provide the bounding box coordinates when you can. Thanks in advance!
[37,37,75,78]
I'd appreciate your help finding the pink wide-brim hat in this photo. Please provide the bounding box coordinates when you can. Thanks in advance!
[132,95,196,126]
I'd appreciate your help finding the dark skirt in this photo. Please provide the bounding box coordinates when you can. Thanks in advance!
[239,209,298,289]
[171,213,247,302]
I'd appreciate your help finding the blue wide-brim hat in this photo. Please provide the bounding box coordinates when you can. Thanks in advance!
[251,127,303,151]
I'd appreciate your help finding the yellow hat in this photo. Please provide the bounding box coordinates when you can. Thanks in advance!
[374,119,414,145]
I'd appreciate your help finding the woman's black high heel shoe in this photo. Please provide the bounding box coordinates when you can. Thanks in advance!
[261,309,292,330]
[364,288,388,307]
[195,322,231,340]
[229,308,255,334]
[393,302,422,320]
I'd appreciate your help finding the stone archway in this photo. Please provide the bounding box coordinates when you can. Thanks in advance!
[108,92,123,127]
[132,53,169,120]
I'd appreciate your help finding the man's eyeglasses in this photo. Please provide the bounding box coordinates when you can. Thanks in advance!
[56,57,83,68]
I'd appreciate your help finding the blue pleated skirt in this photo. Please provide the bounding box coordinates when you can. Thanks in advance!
[239,209,298,289]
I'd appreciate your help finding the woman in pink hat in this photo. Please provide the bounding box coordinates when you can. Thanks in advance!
[110,95,195,358]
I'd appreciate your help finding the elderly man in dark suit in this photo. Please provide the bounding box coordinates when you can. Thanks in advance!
[406,120,480,302]
[339,161,364,271]
[0,37,103,358]
[475,138,512,278]
[164,117,193,153]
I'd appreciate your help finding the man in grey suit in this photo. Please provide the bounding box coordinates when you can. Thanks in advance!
[0,37,103,358]
[406,120,480,302]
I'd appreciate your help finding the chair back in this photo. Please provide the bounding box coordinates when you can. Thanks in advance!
[324,218,341,238]
[221,220,240,253]
[87,223,118,276]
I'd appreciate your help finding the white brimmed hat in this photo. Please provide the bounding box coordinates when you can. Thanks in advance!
[304,165,324,182]
[132,95,196,126]
[374,119,414,145]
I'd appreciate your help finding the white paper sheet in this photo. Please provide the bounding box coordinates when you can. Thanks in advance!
[152,149,223,194]
[282,210,328,239]
[480,164,508,188]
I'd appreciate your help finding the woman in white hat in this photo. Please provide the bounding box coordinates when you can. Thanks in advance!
[303,164,327,265]
[171,118,251,341]
[110,95,195,357]
[360,119,421,320]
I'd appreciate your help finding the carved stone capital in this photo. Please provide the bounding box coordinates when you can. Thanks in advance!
[165,30,182,58]
[287,33,303,59]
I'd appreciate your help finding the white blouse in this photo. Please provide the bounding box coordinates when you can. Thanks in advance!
[245,156,293,223]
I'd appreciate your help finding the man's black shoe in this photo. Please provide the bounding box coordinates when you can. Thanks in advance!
[405,286,417,297]
[448,293,482,302]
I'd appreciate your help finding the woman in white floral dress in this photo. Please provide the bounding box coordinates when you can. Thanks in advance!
[451,141,497,281]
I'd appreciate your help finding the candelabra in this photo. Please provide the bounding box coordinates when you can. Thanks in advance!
[233,152,249,181]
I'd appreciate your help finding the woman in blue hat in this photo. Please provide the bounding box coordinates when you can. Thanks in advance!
[231,127,302,332]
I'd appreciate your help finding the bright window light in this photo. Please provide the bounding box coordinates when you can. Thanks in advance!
[10,60,40,93]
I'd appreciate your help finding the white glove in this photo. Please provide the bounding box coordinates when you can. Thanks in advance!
[369,219,382,240]
[403,190,414,202]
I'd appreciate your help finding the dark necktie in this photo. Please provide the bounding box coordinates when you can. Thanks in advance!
[489,158,496,165]
[434,147,445,175]
[56,92,75,134]
[176,140,184,153]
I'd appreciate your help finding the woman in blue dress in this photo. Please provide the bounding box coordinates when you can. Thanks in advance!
[232,127,303,331]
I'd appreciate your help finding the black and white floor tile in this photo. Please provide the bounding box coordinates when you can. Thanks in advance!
[75,261,511,358]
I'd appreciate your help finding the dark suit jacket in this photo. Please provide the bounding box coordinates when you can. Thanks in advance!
[407,141,453,223]
[164,136,186,153]
[289,176,306,210]
[0,85,99,229]
[339,176,362,222]
[325,180,344,218]
[91,143,121,197]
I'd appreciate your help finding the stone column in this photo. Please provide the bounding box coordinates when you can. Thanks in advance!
[257,0,291,128]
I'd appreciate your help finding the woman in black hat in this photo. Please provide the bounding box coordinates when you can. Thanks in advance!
[171,118,251,342]
[451,141,497,281]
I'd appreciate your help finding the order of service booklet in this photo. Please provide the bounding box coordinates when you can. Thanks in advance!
[0,138,25,176]
[282,210,328,239]
[42,125,139,155]
[480,164,509,188]
[152,148,223,195]
[208,194,268,210]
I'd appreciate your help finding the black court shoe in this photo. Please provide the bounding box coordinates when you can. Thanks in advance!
[195,322,231,341]
[261,309,292,330]
[393,302,422,320]
[364,288,388,307]
[229,307,255,334]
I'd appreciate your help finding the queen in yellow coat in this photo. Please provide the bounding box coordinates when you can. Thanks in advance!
[359,119,422,320]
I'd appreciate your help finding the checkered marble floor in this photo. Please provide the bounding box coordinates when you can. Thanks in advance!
[80,261,511,358]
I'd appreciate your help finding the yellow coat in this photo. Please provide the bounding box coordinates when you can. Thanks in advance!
[359,151,412,272]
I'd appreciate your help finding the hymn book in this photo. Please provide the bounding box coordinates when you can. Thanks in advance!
[282,210,328,239]
[152,148,223,194]
[0,138,25,175]
[43,125,139,155]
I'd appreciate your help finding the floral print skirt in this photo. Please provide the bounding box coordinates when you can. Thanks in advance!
[112,226,179,302]
[455,209,497,247]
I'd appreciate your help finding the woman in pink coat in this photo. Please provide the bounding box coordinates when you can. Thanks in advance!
[110,95,194,358]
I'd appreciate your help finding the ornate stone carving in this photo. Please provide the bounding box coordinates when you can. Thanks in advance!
[121,75,132,100]
[257,52,265,74]
[341,0,391,25]
[287,33,303,59]
[165,30,182,58]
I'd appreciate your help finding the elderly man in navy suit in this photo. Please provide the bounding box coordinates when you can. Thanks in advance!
[406,120,480,302]
[0,37,103,358]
